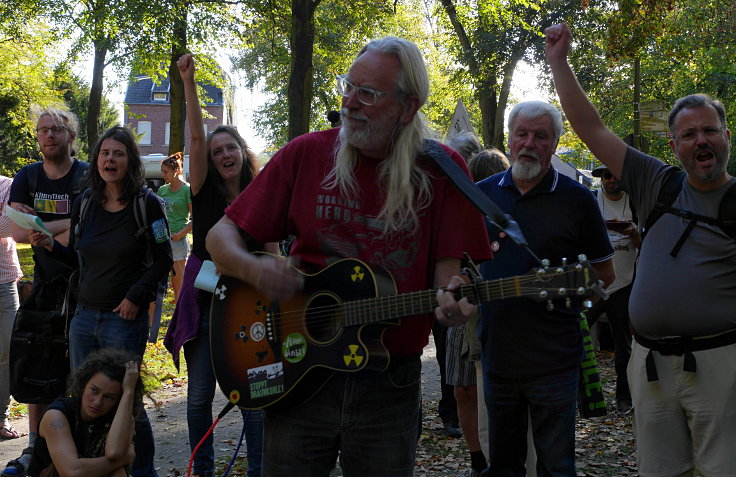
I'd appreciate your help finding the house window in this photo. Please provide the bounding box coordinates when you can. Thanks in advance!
[138,121,152,145]
[165,122,170,145]
[153,92,168,101]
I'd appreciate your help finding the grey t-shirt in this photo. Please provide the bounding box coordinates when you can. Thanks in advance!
[621,146,736,338]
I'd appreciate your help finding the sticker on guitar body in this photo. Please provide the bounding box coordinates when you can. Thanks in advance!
[282,333,307,363]
[247,362,285,399]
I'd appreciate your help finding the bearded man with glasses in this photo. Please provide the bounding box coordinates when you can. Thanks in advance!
[548,22,736,477]
[206,37,491,476]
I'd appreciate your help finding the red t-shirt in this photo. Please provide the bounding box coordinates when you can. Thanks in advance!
[226,128,491,355]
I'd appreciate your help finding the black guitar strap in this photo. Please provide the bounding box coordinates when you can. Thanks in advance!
[423,140,530,250]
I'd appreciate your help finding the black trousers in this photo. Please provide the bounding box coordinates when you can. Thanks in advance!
[584,284,633,402]
[432,322,459,424]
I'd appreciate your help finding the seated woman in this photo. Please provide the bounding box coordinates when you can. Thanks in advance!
[28,348,143,477]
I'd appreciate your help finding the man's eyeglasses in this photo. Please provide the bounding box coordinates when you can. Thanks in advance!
[36,126,67,136]
[674,127,724,142]
[336,74,398,106]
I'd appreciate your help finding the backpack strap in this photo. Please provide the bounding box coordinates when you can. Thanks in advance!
[69,161,86,196]
[641,168,685,241]
[133,187,152,241]
[74,189,93,276]
[717,181,736,240]
[27,163,39,203]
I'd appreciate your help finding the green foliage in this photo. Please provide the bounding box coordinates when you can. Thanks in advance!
[0,23,61,175]
[52,64,119,160]
[563,0,736,167]
[233,0,403,149]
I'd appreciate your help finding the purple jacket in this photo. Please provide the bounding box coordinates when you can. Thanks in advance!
[164,253,204,369]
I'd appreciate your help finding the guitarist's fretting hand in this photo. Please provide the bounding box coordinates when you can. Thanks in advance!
[435,274,476,327]
[254,254,303,301]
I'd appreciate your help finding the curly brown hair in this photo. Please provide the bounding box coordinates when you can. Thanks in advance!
[68,348,144,418]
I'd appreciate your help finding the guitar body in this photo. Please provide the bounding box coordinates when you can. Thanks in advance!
[210,258,398,410]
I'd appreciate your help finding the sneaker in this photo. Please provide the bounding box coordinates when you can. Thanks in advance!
[443,420,463,438]
[617,399,633,414]
[460,469,481,477]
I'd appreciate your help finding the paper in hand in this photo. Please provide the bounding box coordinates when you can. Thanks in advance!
[194,260,219,293]
[6,206,52,237]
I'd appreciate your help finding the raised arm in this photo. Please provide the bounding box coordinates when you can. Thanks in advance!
[545,23,628,178]
[178,54,208,195]
[104,361,138,461]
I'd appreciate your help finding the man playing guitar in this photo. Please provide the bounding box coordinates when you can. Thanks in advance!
[206,36,491,476]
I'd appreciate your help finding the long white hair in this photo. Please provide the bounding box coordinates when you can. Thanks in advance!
[322,36,434,233]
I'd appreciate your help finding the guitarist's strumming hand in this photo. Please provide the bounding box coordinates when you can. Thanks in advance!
[435,274,475,327]
[254,254,303,301]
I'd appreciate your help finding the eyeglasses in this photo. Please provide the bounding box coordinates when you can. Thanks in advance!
[336,74,399,106]
[674,127,725,142]
[36,126,67,136]
[602,172,614,180]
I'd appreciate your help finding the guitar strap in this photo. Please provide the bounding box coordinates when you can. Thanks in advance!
[423,140,529,249]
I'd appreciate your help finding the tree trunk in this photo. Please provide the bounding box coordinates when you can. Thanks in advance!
[87,42,107,150]
[169,11,188,156]
[493,55,521,151]
[287,0,317,141]
[477,78,497,149]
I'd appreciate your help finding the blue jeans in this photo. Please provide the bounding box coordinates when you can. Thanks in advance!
[69,305,158,477]
[262,354,422,477]
[0,281,19,423]
[184,314,263,477]
[481,368,579,477]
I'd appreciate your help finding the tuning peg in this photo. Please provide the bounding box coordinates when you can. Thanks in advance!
[541,259,550,268]
[578,254,588,263]
[539,290,548,299]
[583,299,593,309]
[558,288,566,296]
[546,300,554,311]
[565,297,572,309]
[561,257,568,266]
[575,263,583,271]
[577,287,586,296]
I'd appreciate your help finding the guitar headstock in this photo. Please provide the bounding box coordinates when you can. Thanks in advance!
[520,255,606,308]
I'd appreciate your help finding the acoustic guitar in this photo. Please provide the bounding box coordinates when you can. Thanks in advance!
[210,255,600,410]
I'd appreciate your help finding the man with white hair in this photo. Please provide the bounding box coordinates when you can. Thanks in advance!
[207,37,491,476]
[475,101,614,476]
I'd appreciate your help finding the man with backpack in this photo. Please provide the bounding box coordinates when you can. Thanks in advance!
[547,23,736,477]
[587,165,640,414]
[3,107,88,477]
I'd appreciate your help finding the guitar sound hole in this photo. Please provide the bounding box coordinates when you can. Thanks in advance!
[305,293,342,344]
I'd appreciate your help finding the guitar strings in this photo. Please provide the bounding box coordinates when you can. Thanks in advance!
[256,273,585,327]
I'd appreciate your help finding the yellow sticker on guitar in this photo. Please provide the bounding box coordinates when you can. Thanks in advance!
[343,344,365,367]
[351,266,364,282]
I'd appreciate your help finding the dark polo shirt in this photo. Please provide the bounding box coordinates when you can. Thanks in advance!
[477,166,613,377]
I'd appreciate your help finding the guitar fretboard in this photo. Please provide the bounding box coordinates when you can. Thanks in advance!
[341,276,527,326]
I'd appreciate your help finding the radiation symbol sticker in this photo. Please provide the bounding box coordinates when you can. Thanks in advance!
[351,266,365,282]
[229,390,241,404]
[343,344,365,367]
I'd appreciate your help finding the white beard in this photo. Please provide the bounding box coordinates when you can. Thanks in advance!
[341,108,398,153]
[512,159,542,181]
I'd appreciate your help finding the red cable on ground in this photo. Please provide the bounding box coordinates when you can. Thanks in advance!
[186,402,235,477]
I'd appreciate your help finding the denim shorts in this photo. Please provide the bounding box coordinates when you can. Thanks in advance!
[171,236,190,262]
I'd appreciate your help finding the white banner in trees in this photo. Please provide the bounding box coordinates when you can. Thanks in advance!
[446,99,475,141]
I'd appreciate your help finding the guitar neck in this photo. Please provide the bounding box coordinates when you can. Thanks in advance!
[342,277,520,326]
